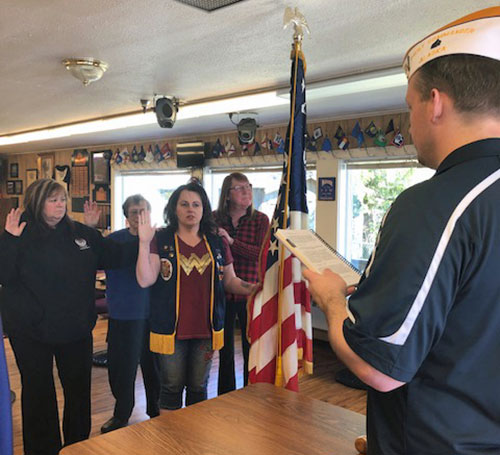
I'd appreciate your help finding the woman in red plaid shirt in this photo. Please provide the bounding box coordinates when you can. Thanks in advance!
[214,172,269,394]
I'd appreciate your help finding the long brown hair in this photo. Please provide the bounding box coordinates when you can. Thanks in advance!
[215,172,254,222]
[23,179,71,231]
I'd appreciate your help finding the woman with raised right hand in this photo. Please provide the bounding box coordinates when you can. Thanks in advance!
[0,179,136,455]
[136,181,255,411]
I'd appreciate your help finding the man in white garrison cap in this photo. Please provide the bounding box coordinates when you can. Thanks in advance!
[304,7,500,454]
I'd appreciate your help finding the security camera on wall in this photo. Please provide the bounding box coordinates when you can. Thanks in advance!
[237,118,258,144]
[155,97,178,128]
[229,113,259,145]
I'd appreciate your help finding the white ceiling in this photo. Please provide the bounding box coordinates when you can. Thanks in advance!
[0,0,496,155]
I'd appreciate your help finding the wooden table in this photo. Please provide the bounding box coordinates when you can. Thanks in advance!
[61,383,365,455]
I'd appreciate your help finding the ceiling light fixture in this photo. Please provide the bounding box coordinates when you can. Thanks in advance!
[0,67,408,146]
[177,92,287,120]
[62,58,109,86]
[0,113,156,145]
[0,91,286,145]
[277,67,407,100]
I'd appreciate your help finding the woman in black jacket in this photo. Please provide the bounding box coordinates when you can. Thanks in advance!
[0,179,135,455]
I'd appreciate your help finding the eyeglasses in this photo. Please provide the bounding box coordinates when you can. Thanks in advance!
[128,209,145,217]
[229,183,252,192]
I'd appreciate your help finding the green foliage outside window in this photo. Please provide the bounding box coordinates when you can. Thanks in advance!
[361,168,414,254]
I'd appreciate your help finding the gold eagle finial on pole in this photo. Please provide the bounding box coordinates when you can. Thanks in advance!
[283,7,310,44]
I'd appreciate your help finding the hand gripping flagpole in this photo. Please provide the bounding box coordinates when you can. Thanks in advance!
[273,8,310,387]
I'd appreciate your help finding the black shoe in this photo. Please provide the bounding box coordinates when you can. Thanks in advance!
[101,416,128,434]
[92,350,108,367]
[335,368,368,390]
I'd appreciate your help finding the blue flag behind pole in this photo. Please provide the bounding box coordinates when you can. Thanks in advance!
[321,135,333,152]
[351,121,365,147]
[0,319,13,455]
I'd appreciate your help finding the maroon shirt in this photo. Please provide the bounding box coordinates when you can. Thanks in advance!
[150,233,233,339]
[214,210,269,303]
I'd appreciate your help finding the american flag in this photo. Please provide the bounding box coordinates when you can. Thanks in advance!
[247,44,313,391]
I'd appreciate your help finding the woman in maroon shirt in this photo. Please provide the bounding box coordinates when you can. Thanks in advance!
[136,182,255,410]
[214,173,269,394]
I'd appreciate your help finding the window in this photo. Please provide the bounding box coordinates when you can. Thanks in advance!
[206,167,317,229]
[113,171,191,229]
[340,161,434,270]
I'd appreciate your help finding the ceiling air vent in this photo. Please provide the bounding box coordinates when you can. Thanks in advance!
[173,0,246,12]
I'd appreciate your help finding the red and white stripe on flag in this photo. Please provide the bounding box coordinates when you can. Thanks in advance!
[247,211,313,391]
[247,44,313,391]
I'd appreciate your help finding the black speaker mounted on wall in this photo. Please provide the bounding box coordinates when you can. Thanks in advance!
[176,142,206,168]
[237,118,258,144]
[155,97,178,128]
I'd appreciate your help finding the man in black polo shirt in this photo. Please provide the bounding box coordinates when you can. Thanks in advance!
[304,7,500,454]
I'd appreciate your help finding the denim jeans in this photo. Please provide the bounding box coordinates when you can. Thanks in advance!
[158,338,214,410]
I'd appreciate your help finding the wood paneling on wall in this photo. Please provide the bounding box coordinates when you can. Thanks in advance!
[0,112,412,223]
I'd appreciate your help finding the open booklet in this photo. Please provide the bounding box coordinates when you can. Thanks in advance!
[275,229,362,286]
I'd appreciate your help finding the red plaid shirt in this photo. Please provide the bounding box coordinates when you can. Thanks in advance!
[214,210,269,303]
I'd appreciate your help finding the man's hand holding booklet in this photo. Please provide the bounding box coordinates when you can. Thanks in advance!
[275,229,361,286]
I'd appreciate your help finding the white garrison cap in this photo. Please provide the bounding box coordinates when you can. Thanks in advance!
[403,7,500,79]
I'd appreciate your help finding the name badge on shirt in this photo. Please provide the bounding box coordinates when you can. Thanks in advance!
[75,238,90,250]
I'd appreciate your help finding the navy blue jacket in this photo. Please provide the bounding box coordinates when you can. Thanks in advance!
[149,228,226,354]
[344,139,500,454]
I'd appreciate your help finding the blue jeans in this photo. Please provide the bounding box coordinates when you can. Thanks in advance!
[159,338,214,410]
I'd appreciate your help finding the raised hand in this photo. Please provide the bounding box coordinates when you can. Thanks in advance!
[83,200,101,228]
[138,210,156,244]
[5,208,26,237]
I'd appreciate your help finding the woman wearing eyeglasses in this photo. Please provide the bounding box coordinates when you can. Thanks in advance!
[214,173,270,395]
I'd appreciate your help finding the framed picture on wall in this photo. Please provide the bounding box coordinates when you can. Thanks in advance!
[9,163,19,178]
[72,149,89,167]
[6,180,15,195]
[91,151,110,184]
[318,177,336,201]
[92,184,110,203]
[37,152,55,180]
[14,180,23,195]
[26,168,38,189]
[71,196,89,213]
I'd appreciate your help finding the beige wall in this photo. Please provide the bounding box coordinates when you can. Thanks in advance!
[0,112,412,230]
